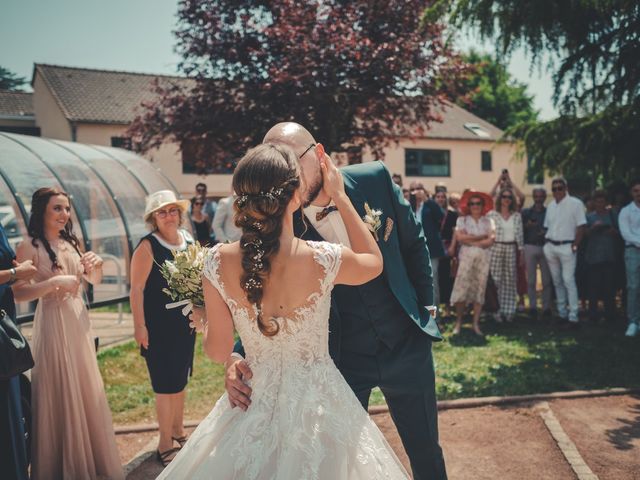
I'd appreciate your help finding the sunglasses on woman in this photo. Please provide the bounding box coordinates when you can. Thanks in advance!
[468,201,483,206]
[155,207,180,218]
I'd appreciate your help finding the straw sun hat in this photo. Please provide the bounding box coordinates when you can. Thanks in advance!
[144,190,190,222]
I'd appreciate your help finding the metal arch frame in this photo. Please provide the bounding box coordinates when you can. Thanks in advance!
[53,141,135,262]
[90,145,150,195]
[91,145,184,197]
[0,133,31,232]
[2,134,92,252]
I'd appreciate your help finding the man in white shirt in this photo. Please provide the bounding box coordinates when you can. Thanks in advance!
[543,177,586,325]
[618,178,640,337]
[212,193,242,243]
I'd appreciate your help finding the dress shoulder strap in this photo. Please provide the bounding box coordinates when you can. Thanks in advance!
[306,240,343,294]
[202,243,227,301]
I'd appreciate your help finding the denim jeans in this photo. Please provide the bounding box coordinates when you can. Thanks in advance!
[625,248,640,326]
[544,243,579,321]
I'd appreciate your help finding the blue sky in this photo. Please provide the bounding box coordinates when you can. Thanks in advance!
[1,0,557,120]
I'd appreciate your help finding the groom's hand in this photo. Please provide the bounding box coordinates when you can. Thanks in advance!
[224,355,253,411]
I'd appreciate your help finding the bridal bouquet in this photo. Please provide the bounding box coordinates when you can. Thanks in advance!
[159,242,207,316]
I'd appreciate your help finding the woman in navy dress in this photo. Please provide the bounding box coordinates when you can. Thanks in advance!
[0,224,37,480]
[130,190,196,466]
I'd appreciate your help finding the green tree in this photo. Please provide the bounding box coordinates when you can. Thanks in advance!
[0,66,27,91]
[457,50,538,130]
[427,0,640,183]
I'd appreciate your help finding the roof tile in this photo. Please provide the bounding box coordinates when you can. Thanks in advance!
[0,91,34,117]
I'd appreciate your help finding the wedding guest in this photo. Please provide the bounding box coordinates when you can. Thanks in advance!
[449,192,461,213]
[409,181,445,305]
[450,191,495,335]
[543,177,586,327]
[130,190,196,466]
[12,188,123,480]
[190,195,211,246]
[392,173,403,187]
[521,187,553,317]
[487,187,524,322]
[408,180,427,214]
[619,179,640,337]
[584,190,619,323]
[212,192,242,243]
[435,190,458,309]
[435,182,447,194]
[194,183,217,242]
[1,224,37,480]
[490,169,525,209]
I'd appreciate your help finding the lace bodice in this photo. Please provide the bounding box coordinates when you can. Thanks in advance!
[160,240,408,480]
[203,240,342,368]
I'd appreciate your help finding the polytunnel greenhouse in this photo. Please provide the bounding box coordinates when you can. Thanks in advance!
[0,132,181,321]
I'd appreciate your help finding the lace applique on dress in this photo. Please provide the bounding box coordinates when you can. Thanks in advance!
[161,240,408,480]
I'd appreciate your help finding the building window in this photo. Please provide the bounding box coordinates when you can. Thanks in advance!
[481,151,492,171]
[111,136,132,150]
[405,149,450,177]
[181,140,237,174]
[527,154,544,184]
[464,122,491,138]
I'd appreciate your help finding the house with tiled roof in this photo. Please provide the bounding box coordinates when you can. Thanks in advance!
[0,90,39,136]
[0,63,537,197]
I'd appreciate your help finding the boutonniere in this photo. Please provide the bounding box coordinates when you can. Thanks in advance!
[363,203,383,241]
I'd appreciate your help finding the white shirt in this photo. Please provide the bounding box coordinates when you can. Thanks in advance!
[303,203,351,248]
[416,202,424,223]
[544,195,586,241]
[212,196,242,243]
[497,214,515,242]
[619,201,640,248]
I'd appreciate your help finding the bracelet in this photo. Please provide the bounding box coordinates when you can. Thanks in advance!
[8,267,16,285]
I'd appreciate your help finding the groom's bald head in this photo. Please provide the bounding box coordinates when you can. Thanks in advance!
[263,122,316,151]
[263,122,322,206]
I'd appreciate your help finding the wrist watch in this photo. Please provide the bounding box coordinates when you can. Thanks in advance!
[8,267,17,284]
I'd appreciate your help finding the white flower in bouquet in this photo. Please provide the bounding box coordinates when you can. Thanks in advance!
[159,242,208,316]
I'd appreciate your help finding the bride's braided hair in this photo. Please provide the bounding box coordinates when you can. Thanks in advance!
[232,143,301,336]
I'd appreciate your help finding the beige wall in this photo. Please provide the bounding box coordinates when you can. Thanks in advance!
[364,137,548,202]
[32,73,72,140]
[74,124,234,198]
[0,118,36,128]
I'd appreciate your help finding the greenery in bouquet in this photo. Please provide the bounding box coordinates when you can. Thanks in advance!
[159,242,207,310]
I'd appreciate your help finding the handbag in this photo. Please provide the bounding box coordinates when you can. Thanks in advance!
[0,308,35,380]
[484,275,500,313]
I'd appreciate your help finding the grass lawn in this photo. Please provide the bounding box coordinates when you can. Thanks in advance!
[99,314,640,425]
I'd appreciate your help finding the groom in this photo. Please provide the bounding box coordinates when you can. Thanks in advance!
[225,122,447,479]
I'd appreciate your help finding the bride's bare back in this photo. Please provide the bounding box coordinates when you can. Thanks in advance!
[215,237,328,322]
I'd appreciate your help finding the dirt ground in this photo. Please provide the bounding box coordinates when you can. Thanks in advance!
[550,395,640,480]
[119,394,640,479]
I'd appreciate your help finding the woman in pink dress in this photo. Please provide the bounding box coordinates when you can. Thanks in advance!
[13,188,123,480]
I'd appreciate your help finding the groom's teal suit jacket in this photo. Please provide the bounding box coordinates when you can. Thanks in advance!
[293,161,443,362]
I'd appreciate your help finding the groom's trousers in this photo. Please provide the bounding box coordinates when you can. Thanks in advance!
[338,330,447,480]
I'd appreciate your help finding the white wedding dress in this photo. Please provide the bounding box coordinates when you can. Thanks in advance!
[157,240,408,480]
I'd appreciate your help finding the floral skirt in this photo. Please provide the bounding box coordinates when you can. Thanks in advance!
[450,246,491,305]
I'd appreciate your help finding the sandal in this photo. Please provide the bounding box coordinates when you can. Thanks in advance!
[172,435,188,448]
[156,447,180,467]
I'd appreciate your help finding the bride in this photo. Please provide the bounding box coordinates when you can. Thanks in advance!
[158,143,408,479]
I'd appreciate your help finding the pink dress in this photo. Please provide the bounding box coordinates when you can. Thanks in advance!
[30,239,123,480]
